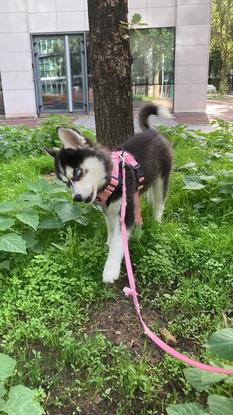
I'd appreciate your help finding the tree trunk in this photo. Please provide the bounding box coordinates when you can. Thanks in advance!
[87,0,134,149]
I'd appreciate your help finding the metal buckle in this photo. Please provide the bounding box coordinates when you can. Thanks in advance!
[134,164,144,180]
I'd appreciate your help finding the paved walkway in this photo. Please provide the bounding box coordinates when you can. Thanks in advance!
[73,107,213,133]
[0,98,232,132]
[206,98,233,122]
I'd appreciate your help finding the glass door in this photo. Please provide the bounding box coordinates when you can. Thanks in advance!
[34,36,68,111]
[33,34,88,113]
[69,35,86,110]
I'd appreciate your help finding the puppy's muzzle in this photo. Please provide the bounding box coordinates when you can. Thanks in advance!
[73,194,82,202]
[73,193,93,203]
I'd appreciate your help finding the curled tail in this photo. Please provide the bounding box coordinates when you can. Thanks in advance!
[139,103,173,130]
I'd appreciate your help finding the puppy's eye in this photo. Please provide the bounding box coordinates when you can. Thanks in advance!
[73,167,82,180]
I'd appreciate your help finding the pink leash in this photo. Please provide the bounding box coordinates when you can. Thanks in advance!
[120,156,233,375]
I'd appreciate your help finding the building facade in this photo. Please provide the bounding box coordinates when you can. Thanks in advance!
[0,0,211,118]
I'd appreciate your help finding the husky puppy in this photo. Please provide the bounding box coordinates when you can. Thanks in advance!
[46,104,173,283]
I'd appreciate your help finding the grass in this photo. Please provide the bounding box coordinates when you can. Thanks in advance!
[0,120,232,414]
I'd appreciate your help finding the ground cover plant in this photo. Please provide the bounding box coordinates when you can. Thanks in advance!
[0,117,232,414]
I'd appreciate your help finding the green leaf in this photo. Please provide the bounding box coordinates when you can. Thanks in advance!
[16,210,39,230]
[219,184,233,195]
[0,217,15,231]
[27,178,67,194]
[0,234,27,254]
[184,368,227,391]
[3,385,43,415]
[54,202,82,223]
[199,175,216,182]
[206,328,233,361]
[0,382,6,398]
[39,198,69,212]
[17,193,42,205]
[225,152,233,161]
[183,176,206,190]
[26,178,51,193]
[225,377,233,385]
[22,230,39,249]
[208,395,233,415]
[75,216,89,226]
[0,398,5,410]
[38,216,63,229]
[0,201,18,213]
[166,403,207,415]
[36,202,52,211]
[0,260,10,270]
[210,197,224,204]
[45,182,67,194]
[0,354,16,382]
[179,162,197,170]
[194,203,205,210]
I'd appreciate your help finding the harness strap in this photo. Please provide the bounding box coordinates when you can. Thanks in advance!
[96,151,144,225]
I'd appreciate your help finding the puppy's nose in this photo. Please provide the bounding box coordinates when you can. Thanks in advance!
[73,194,82,202]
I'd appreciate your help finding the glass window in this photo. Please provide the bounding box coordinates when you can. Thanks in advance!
[33,34,88,113]
[130,28,175,109]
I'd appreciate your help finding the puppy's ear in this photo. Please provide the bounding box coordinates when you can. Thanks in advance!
[45,147,58,158]
[57,127,87,150]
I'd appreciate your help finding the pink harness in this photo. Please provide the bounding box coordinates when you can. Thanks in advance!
[96,150,144,224]
[120,154,233,375]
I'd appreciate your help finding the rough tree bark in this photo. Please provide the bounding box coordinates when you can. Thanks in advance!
[87,0,134,149]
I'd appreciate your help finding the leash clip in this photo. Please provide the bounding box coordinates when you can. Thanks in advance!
[123,287,138,298]
[120,148,125,167]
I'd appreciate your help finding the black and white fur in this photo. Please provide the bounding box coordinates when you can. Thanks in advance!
[46,104,173,283]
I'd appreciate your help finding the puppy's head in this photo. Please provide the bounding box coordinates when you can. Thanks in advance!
[46,128,109,203]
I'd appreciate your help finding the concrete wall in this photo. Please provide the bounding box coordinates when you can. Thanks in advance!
[174,0,211,112]
[0,0,211,117]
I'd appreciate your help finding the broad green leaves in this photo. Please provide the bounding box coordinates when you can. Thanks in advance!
[0,114,74,162]
[167,403,207,415]
[0,217,15,231]
[183,176,206,190]
[183,368,227,391]
[0,233,26,254]
[167,397,233,415]
[179,162,197,171]
[0,354,16,381]
[16,210,39,230]
[166,327,233,415]
[207,395,233,415]
[38,216,63,229]
[175,120,233,206]
[27,178,66,194]
[0,354,43,415]
[206,328,233,361]
[0,201,18,213]
[54,202,82,223]
[17,192,42,204]
[225,152,233,162]
[3,385,44,415]
[0,177,88,254]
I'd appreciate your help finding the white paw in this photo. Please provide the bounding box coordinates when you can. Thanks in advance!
[102,265,120,283]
